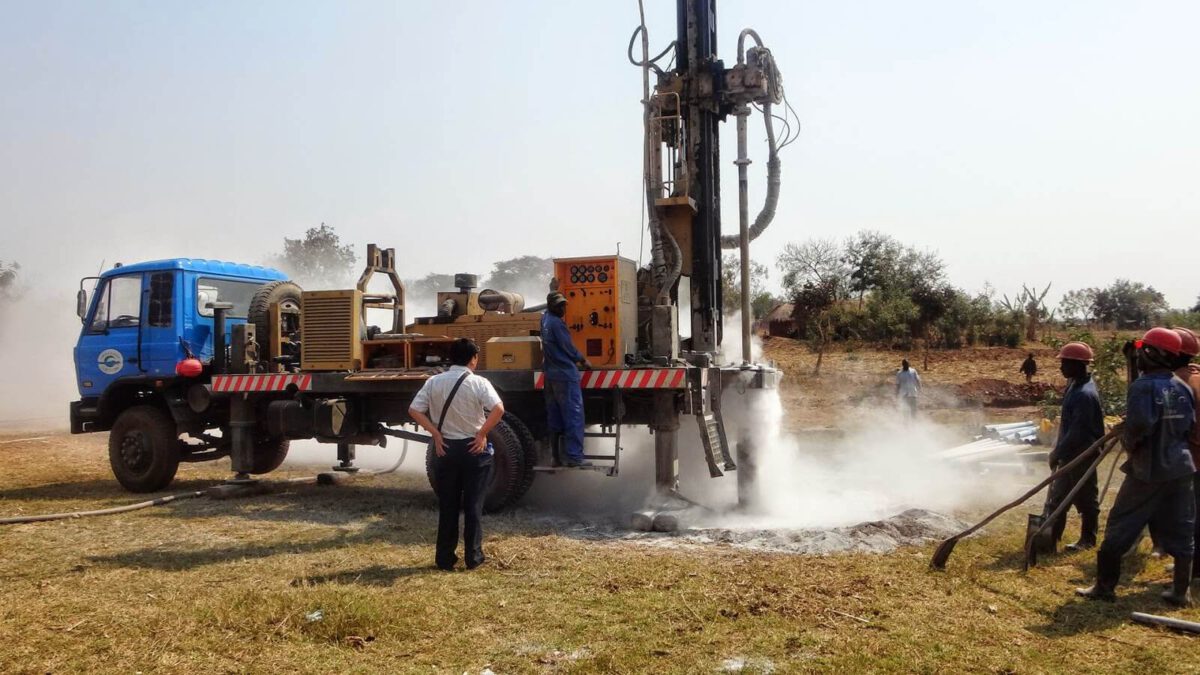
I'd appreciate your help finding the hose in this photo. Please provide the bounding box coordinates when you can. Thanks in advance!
[0,490,206,525]
[720,97,780,249]
[720,35,784,250]
[635,0,681,301]
[1,438,412,525]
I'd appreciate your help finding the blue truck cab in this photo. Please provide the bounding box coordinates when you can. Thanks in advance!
[71,259,287,490]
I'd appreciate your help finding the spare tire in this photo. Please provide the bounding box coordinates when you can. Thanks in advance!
[425,416,534,513]
[247,280,303,348]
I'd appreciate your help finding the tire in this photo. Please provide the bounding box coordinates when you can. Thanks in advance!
[249,436,290,474]
[424,417,533,513]
[502,412,538,503]
[108,405,181,493]
[247,280,303,346]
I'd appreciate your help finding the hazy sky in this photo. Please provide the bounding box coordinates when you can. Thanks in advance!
[2,0,1198,309]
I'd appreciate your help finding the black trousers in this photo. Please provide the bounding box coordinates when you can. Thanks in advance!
[433,439,493,570]
[1194,473,1200,573]
[1044,457,1100,544]
[1099,474,1195,560]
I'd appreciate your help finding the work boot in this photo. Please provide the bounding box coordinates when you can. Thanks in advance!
[1065,538,1096,553]
[1066,511,1099,553]
[1076,551,1120,602]
[1161,556,1193,608]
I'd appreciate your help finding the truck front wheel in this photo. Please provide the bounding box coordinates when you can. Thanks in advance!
[108,406,181,493]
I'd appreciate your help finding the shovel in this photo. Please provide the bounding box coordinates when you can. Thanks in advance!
[930,426,1123,570]
[1022,437,1116,570]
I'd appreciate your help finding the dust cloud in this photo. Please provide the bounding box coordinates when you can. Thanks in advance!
[0,289,80,430]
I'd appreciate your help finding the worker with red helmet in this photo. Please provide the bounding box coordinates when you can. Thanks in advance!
[1078,327,1196,606]
[1043,341,1104,551]
[1170,327,1200,584]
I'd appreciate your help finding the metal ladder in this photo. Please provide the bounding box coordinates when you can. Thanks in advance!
[697,409,736,478]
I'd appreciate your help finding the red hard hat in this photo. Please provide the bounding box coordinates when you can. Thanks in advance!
[1174,328,1199,357]
[1140,327,1182,355]
[1056,341,1094,362]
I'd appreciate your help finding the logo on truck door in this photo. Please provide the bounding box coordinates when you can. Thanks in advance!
[97,349,124,375]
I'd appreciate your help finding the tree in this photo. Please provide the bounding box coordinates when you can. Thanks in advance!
[1001,283,1053,342]
[406,272,457,300]
[271,224,357,289]
[843,231,903,307]
[790,279,841,375]
[777,239,849,295]
[0,260,18,301]
[1192,294,1200,313]
[483,255,553,296]
[721,254,773,319]
[1091,279,1167,328]
[1059,288,1098,324]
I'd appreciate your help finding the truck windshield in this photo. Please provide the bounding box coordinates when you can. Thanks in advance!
[89,274,142,332]
[197,278,261,318]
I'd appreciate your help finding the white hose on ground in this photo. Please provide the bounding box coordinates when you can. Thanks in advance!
[1,439,412,525]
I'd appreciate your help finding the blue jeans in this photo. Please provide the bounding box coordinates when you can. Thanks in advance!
[545,378,585,463]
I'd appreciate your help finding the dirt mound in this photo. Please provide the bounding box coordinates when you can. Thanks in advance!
[955,378,1059,408]
[629,508,969,555]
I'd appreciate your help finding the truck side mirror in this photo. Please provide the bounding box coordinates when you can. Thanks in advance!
[76,289,88,321]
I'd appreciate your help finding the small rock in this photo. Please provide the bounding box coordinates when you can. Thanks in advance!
[305,609,324,623]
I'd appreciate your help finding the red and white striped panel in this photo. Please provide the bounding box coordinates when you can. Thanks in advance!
[211,374,312,393]
[534,368,687,390]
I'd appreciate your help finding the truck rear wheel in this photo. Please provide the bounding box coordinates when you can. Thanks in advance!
[424,416,535,513]
[249,436,290,474]
[108,405,181,493]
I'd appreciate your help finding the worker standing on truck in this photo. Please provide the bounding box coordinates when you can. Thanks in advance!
[1077,327,1195,605]
[895,359,921,419]
[409,338,505,572]
[1042,341,1104,552]
[1171,327,1200,584]
[541,292,592,467]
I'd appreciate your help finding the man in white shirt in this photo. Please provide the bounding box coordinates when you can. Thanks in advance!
[895,359,921,418]
[409,338,505,571]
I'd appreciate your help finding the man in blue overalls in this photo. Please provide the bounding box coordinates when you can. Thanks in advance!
[1044,341,1105,552]
[541,292,592,467]
[1077,327,1196,606]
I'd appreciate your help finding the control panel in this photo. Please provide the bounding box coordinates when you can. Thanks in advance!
[553,256,637,368]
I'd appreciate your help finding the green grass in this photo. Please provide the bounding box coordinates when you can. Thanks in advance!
[0,435,1196,673]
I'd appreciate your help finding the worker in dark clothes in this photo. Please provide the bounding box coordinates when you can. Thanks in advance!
[1171,328,1200,583]
[409,339,505,571]
[541,292,592,467]
[1043,342,1104,551]
[1020,353,1038,383]
[1077,327,1196,606]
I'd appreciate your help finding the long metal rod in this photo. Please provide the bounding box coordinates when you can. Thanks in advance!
[735,105,752,364]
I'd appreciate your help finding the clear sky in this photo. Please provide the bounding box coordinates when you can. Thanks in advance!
[2,0,1198,309]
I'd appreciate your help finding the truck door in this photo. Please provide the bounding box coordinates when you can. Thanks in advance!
[141,271,181,376]
[74,273,145,398]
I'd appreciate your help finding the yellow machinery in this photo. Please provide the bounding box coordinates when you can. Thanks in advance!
[553,255,637,368]
[300,290,363,371]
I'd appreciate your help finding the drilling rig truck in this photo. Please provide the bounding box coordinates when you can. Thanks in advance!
[69,0,790,522]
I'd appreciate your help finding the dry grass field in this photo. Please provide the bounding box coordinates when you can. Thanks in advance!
[1,341,1196,673]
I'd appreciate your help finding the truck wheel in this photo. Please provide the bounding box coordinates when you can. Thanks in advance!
[108,406,181,493]
[424,417,532,513]
[249,436,290,474]
[502,413,538,503]
[247,280,303,345]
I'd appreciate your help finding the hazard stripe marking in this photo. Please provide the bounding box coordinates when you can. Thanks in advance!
[530,369,686,390]
[211,374,312,393]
